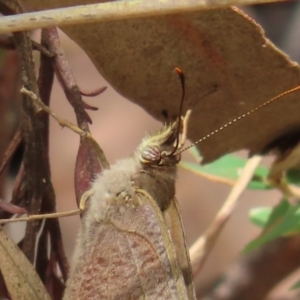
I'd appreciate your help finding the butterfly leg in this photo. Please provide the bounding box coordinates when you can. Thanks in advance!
[177,109,192,151]
[79,188,95,211]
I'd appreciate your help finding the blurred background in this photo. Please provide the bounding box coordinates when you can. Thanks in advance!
[2,1,300,299]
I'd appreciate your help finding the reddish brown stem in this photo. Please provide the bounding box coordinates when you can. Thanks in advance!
[43,27,101,206]
[0,0,46,262]
[80,86,107,97]
[0,35,55,57]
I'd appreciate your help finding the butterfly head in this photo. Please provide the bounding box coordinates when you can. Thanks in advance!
[137,68,192,168]
[137,118,185,167]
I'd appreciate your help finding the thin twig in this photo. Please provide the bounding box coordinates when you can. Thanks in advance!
[0,0,285,34]
[47,219,69,282]
[0,199,27,215]
[0,35,55,57]
[190,155,263,277]
[0,209,81,224]
[49,27,93,126]
[20,86,109,169]
[36,32,70,284]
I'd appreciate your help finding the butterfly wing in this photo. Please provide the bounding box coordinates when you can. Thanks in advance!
[163,197,196,300]
[64,191,189,300]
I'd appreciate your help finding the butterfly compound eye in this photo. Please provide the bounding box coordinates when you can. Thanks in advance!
[140,145,162,165]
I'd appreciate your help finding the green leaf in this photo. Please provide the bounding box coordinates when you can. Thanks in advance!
[245,200,300,252]
[188,146,202,163]
[249,207,272,228]
[180,151,270,190]
[291,279,300,290]
[286,169,300,186]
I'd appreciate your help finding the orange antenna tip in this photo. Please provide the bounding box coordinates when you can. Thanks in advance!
[175,67,182,74]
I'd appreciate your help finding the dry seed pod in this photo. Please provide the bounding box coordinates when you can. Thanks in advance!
[64,117,196,299]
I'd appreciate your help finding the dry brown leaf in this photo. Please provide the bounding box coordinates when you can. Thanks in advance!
[22,1,300,164]
[0,228,50,300]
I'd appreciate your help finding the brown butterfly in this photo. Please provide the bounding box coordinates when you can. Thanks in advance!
[63,69,196,299]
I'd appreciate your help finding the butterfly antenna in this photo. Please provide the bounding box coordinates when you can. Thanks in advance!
[169,67,185,155]
[177,84,300,154]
